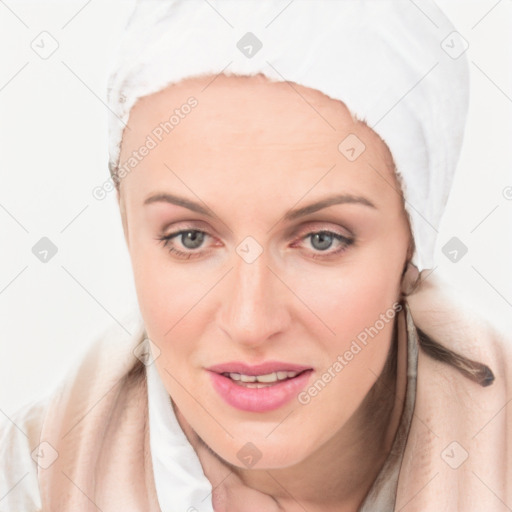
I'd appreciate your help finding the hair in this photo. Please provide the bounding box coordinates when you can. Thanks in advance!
[416,326,495,387]
[402,258,495,389]
[399,220,494,388]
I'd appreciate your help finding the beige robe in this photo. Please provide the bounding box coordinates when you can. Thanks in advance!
[1,271,511,511]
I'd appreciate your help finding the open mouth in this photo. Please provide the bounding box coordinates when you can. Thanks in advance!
[220,369,310,388]
[208,366,313,412]
[206,361,313,411]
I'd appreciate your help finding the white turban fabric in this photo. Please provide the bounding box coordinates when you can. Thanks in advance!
[107,0,470,271]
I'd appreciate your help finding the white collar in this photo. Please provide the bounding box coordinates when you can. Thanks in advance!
[146,361,214,511]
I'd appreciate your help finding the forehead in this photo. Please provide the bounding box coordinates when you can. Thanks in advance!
[118,73,398,210]
[124,73,383,148]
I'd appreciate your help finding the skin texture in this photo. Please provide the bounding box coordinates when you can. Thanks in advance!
[117,73,413,511]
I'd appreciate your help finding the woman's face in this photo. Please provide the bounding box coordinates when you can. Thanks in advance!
[118,73,411,468]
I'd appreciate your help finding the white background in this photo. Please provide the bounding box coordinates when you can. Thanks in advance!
[0,0,511,416]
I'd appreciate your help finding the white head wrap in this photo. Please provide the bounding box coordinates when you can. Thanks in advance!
[107,0,470,271]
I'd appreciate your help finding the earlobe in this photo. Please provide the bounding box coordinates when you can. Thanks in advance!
[400,261,420,297]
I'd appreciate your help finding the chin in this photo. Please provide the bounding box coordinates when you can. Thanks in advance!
[204,427,321,470]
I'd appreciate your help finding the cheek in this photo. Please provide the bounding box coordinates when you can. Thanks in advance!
[295,253,401,405]
[129,238,215,367]
[295,271,398,422]
[129,239,182,336]
[300,255,400,342]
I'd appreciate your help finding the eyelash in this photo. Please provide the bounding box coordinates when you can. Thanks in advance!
[156,226,354,261]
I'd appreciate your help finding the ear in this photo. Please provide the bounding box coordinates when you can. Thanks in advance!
[117,187,130,248]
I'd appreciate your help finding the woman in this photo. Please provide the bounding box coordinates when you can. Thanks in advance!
[1,1,511,511]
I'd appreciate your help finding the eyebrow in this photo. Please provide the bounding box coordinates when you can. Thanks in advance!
[144,193,213,216]
[284,193,376,221]
[143,192,377,221]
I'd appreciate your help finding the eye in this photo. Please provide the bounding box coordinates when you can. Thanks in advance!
[156,229,210,260]
[156,227,354,261]
[293,230,354,259]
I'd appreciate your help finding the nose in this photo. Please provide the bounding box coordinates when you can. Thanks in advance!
[217,251,290,348]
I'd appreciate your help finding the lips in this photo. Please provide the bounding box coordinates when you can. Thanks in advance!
[206,361,313,412]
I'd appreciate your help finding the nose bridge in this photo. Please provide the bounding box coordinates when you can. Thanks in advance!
[219,250,286,345]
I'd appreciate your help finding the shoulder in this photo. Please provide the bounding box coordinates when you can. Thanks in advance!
[37,310,148,443]
[406,269,512,454]
[0,395,51,512]
[398,272,512,509]
[0,310,148,512]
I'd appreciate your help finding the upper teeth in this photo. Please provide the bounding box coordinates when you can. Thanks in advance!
[225,371,300,383]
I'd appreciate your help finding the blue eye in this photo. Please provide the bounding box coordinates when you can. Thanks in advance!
[157,229,209,260]
[301,230,354,259]
[156,228,354,261]
[309,231,338,251]
[176,230,206,250]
